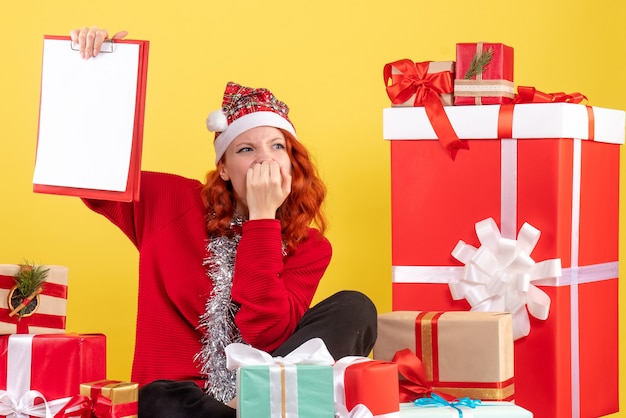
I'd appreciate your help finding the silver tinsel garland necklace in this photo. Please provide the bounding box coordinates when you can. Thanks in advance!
[195,215,245,403]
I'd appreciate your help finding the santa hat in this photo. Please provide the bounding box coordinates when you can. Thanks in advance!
[206,82,297,164]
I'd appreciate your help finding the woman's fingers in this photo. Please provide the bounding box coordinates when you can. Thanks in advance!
[69,26,128,59]
[112,30,129,40]
[246,161,291,219]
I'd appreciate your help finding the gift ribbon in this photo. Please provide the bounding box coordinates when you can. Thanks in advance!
[413,312,515,401]
[0,310,66,334]
[0,271,68,333]
[384,59,467,159]
[0,335,73,418]
[450,217,560,340]
[226,338,334,417]
[91,394,137,418]
[497,87,595,141]
[0,276,68,299]
[332,357,400,418]
[414,393,481,418]
[225,337,334,368]
[415,394,480,416]
[513,86,587,104]
[391,349,437,403]
[453,42,515,105]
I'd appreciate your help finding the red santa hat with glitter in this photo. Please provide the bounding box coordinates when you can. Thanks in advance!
[206,81,297,164]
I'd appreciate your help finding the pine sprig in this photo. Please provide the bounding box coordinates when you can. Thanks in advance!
[13,261,49,297]
[464,47,494,79]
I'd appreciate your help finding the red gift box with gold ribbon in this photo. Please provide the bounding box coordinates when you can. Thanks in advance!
[0,334,106,417]
[0,264,68,334]
[373,311,514,402]
[383,99,624,418]
[454,42,514,105]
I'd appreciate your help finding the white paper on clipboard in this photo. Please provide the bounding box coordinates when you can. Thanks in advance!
[33,36,148,200]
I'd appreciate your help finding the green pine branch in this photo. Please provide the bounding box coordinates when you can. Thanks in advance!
[13,261,49,296]
[464,47,495,79]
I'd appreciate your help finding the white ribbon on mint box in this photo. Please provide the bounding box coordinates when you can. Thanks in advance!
[0,335,73,418]
[226,338,334,417]
[450,217,560,340]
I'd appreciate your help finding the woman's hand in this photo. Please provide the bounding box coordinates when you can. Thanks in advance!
[69,26,128,59]
[245,161,292,220]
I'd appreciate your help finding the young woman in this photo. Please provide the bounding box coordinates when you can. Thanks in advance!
[71,27,377,417]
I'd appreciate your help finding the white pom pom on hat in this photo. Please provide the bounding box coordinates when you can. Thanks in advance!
[207,82,297,164]
[206,110,228,133]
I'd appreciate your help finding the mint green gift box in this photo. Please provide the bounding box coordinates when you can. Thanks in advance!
[236,364,334,418]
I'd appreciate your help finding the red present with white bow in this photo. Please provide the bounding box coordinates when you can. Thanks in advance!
[333,356,400,418]
[383,102,624,418]
[226,338,335,418]
[0,333,106,417]
[0,265,68,334]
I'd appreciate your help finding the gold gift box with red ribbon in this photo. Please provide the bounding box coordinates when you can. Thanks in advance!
[79,380,138,418]
[0,264,68,334]
[373,311,514,402]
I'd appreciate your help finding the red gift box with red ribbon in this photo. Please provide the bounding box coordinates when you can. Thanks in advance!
[454,42,514,105]
[0,264,68,334]
[383,101,624,418]
[0,334,106,417]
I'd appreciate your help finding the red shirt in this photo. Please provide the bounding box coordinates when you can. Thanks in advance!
[84,172,331,387]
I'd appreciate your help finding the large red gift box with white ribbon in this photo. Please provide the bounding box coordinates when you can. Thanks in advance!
[383,103,624,418]
[0,334,106,416]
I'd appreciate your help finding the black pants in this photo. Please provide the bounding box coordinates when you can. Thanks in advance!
[138,290,378,417]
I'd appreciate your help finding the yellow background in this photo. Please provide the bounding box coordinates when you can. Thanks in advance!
[1,0,625,416]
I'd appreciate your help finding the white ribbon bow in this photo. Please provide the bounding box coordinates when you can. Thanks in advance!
[0,390,52,418]
[450,217,561,340]
[332,357,375,418]
[225,337,335,369]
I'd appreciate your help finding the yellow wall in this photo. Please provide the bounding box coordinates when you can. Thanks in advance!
[1,0,625,415]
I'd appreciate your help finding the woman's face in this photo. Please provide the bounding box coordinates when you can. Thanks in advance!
[219,126,292,214]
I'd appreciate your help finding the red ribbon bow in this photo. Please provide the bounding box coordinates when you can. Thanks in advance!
[513,86,587,104]
[392,348,455,403]
[52,394,138,418]
[498,86,593,140]
[384,59,468,159]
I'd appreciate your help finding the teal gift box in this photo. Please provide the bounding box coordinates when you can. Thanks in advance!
[237,364,334,418]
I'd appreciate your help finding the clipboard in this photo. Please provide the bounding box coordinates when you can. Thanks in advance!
[33,35,149,201]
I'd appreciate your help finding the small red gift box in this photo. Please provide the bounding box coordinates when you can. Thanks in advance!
[454,42,514,105]
[0,264,68,334]
[0,333,106,417]
[383,103,624,418]
[333,357,400,417]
